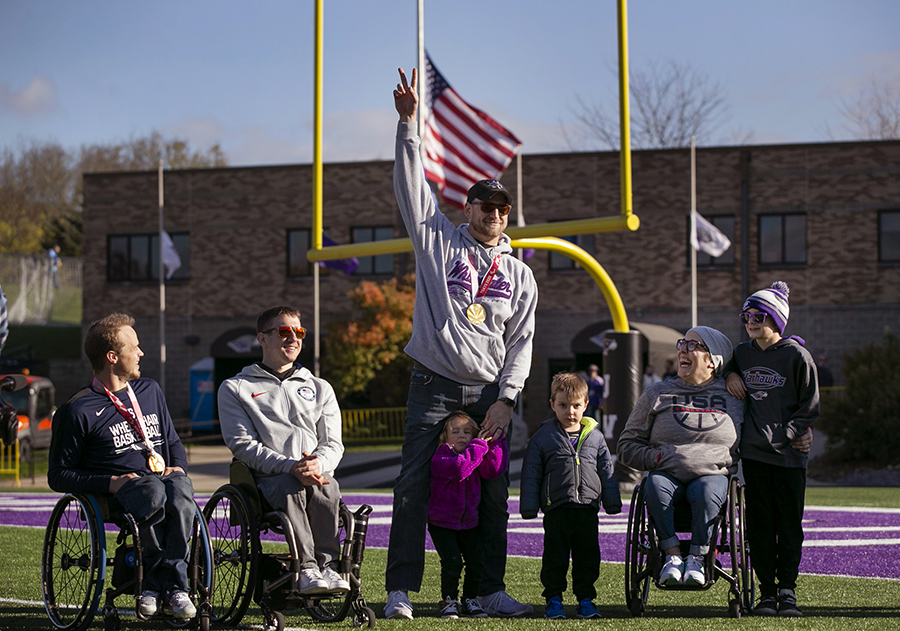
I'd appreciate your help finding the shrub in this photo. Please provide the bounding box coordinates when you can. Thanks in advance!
[817,330,900,467]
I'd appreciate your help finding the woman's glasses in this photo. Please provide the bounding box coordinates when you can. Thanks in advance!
[262,326,307,339]
[740,312,767,324]
[676,338,709,353]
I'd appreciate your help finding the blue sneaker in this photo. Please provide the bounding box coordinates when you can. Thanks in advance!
[545,596,565,619]
[576,598,602,619]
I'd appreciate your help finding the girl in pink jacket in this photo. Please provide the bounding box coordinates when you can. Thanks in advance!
[428,411,508,618]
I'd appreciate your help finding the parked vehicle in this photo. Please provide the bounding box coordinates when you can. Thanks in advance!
[2,374,55,461]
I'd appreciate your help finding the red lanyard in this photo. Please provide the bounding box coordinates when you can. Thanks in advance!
[471,253,503,303]
[92,377,154,451]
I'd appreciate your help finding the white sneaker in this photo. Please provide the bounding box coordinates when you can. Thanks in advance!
[384,590,413,620]
[477,591,533,617]
[659,554,684,586]
[321,566,350,593]
[683,554,705,586]
[297,567,330,594]
[138,590,159,617]
[439,596,460,619]
[163,590,196,619]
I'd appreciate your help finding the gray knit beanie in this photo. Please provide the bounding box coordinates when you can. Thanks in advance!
[688,326,733,376]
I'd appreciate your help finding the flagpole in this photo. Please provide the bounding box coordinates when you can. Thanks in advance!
[416,0,425,136]
[516,150,523,261]
[158,159,166,396]
[690,136,697,329]
[312,0,323,378]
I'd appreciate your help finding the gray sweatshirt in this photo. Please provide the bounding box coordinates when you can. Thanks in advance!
[617,377,744,484]
[217,363,344,477]
[394,122,538,400]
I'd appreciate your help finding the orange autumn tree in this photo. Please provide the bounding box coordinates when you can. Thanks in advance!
[325,274,416,407]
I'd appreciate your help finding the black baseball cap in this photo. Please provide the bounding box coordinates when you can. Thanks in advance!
[466,179,512,205]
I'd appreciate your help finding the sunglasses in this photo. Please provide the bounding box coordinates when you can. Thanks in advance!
[676,338,709,353]
[470,201,511,216]
[740,312,767,324]
[262,326,307,339]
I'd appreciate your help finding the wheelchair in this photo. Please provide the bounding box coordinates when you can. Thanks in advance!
[624,475,754,618]
[41,492,213,631]
[202,461,375,630]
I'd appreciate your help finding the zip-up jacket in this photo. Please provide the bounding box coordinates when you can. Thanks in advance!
[520,416,621,519]
[428,437,508,530]
[218,363,344,477]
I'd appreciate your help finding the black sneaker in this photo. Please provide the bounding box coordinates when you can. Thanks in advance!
[753,595,778,616]
[777,589,803,617]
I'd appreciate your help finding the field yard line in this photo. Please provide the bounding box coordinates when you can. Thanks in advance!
[805,505,900,514]
[803,538,900,547]
[805,526,900,532]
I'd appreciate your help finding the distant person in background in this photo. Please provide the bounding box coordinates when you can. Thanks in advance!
[642,365,661,391]
[661,359,678,381]
[0,284,8,353]
[815,354,834,389]
[48,244,61,289]
[585,364,604,422]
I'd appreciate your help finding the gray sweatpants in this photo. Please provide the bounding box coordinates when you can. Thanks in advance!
[256,472,342,570]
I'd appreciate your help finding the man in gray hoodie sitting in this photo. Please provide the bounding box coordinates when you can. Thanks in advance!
[385,68,538,620]
[217,306,349,595]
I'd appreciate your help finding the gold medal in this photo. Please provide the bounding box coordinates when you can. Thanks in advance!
[148,451,166,473]
[466,303,486,325]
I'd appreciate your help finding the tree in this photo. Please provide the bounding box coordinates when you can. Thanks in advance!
[324,275,416,407]
[0,132,228,254]
[816,330,900,467]
[836,80,900,141]
[567,61,729,150]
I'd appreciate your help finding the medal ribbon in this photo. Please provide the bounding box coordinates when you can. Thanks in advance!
[92,377,157,457]
[469,253,504,304]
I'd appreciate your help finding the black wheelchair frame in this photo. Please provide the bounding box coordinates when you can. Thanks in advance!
[202,461,375,630]
[41,492,213,631]
[624,475,755,618]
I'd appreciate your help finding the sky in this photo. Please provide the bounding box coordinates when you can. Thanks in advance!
[2,0,899,167]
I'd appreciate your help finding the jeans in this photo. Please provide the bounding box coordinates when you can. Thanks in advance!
[114,472,195,594]
[257,472,342,570]
[742,458,806,596]
[385,370,508,595]
[428,523,483,600]
[643,471,728,556]
[540,505,600,601]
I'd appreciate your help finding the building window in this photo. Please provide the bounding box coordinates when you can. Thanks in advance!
[758,214,806,266]
[107,233,189,282]
[879,210,900,263]
[287,229,312,277]
[549,234,594,271]
[686,214,735,267]
[352,226,394,276]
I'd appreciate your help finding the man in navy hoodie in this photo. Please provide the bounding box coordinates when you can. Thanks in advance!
[48,313,196,620]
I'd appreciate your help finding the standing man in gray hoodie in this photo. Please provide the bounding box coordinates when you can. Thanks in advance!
[384,68,538,620]
[218,306,350,596]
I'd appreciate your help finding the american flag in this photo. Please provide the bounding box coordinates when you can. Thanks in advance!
[422,53,521,210]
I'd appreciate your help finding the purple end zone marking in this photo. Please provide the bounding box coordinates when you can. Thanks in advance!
[4,494,899,580]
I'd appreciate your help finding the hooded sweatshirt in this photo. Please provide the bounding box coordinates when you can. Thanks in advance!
[394,122,538,401]
[729,337,819,468]
[617,377,743,484]
[428,437,508,530]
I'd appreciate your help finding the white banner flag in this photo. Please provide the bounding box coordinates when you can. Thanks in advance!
[690,210,732,257]
[161,231,182,279]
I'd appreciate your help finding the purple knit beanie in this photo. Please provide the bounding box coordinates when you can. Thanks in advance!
[742,281,790,334]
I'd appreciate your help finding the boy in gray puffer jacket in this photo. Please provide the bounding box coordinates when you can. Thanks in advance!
[520,372,621,620]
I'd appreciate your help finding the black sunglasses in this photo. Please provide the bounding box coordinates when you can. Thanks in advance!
[676,338,709,353]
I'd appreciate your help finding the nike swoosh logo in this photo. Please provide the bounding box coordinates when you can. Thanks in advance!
[96,407,107,416]
[252,392,267,398]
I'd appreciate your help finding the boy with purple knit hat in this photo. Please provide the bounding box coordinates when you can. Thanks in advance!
[725,281,819,617]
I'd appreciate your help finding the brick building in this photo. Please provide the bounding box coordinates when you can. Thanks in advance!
[81,139,900,430]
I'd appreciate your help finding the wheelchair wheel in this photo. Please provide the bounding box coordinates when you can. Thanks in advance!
[167,502,214,629]
[728,478,755,614]
[42,494,105,631]
[352,605,376,628]
[203,486,257,626]
[624,482,651,617]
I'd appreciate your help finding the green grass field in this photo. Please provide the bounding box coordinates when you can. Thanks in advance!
[1,486,899,630]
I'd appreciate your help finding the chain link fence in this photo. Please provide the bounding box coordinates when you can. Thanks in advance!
[0,254,82,325]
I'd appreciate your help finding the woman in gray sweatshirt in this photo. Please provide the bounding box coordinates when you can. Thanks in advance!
[617,326,743,588]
